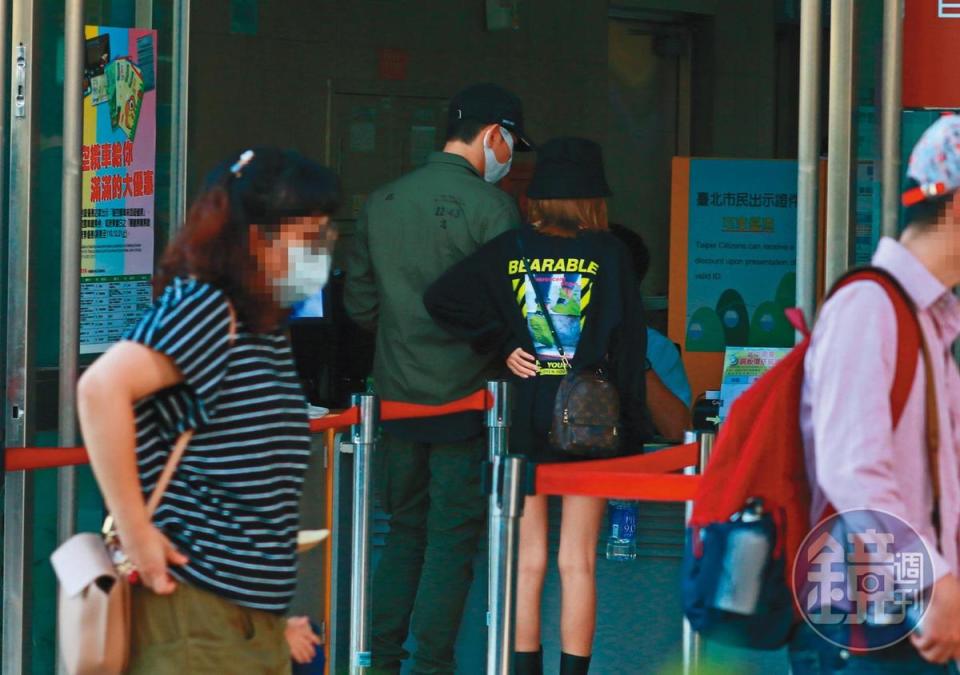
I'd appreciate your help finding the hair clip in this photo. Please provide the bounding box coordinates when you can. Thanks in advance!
[230,150,255,177]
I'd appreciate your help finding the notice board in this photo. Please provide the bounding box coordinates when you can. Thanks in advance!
[668,158,803,399]
[80,25,158,354]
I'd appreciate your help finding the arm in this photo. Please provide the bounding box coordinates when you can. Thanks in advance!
[645,331,693,439]
[610,251,652,448]
[645,369,691,441]
[77,342,189,593]
[423,242,518,357]
[344,205,379,331]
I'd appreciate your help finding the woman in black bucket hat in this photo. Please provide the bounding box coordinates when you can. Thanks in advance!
[425,137,651,675]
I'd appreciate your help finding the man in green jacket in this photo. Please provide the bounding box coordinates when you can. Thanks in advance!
[344,83,531,674]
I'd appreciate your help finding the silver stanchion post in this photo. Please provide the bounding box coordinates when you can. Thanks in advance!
[697,432,715,476]
[489,455,525,675]
[486,380,510,628]
[681,430,715,675]
[682,430,701,675]
[349,394,378,673]
[486,380,510,459]
[683,431,717,675]
[485,380,522,675]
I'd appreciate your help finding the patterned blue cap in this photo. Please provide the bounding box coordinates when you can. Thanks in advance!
[903,114,960,207]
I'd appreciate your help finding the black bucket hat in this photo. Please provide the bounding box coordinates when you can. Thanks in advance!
[526,137,612,199]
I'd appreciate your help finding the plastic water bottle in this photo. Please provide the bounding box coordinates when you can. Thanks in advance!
[713,497,770,614]
[606,500,638,561]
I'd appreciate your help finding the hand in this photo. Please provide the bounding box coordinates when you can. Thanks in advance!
[911,574,960,663]
[285,616,321,664]
[122,523,188,595]
[506,348,539,378]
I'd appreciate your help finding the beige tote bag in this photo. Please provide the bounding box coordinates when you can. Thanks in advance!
[51,429,193,675]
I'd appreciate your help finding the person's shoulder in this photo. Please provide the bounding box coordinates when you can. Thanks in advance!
[646,325,670,346]
[485,227,520,249]
[458,227,517,263]
[646,327,679,361]
[363,171,418,207]
[820,279,898,323]
[581,230,632,266]
[582,229,626,249]
[157,277,227,308]
[367,158,462,204]
[128,277,231,346]
[449,175,516,219]
[807,279,901,381]
[475,179,515,204]
[152,278,232,329]
[811,280,899,358]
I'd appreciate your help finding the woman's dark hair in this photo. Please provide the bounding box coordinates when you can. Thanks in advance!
[156,148,341,331]
[903,178,953,228]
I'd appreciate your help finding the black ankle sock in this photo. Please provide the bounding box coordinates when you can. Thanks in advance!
[514,647,543,675]
[559,652,591,675]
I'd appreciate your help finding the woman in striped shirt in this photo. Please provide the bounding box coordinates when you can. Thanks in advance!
[77,148,339,673]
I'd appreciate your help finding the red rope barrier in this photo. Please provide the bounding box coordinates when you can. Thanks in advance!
[536,473,704,502]
[5,447,89,472]
[535,443,701,502]
[309,407,360,433]
[7,441,704,501]
[5,390,494,472]
[380,389,492,421]
[9,394,709,507]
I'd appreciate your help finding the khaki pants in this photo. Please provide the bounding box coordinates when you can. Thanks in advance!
[129,582,290,675]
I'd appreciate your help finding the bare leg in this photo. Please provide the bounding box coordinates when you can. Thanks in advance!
[557,496,606,657]
[515,494,548,652]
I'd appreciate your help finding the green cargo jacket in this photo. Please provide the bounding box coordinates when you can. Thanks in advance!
[344,151,519,438]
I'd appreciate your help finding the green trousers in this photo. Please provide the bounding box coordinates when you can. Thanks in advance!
[370,433,486,675]
[129,582,290,675]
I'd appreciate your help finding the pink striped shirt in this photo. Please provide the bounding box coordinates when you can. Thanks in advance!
[801,237,960,582]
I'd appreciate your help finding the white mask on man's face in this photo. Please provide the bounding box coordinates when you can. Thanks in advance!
[483,126,514,184]
[273,244,331,306]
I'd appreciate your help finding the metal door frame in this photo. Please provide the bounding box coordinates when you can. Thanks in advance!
[3,0,39,672]
[2,2,192,672]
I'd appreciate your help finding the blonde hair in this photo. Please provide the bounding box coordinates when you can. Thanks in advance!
[527,198,608,237]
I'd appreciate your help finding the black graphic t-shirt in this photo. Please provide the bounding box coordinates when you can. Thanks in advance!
[511,254,600,377]
[425,225,651,461]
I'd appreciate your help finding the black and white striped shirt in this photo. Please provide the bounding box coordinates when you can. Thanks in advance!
[127,278,310,613]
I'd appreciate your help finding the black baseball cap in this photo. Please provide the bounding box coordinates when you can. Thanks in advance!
[447,83,534,151]
[527,137,612,200]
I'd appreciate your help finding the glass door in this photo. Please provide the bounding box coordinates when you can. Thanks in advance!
[2,2,189,672]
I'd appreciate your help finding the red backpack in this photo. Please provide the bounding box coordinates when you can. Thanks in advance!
[681,267,922,649]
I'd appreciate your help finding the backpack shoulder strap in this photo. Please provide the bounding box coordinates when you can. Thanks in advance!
[826,267,921,428]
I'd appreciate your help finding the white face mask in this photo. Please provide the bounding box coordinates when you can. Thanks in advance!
[483,126,514,184]
[273,244,332,306]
